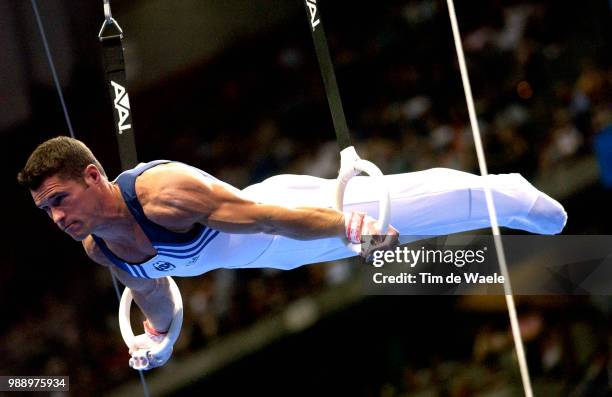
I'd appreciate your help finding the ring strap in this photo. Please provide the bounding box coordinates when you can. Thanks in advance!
[99,14,139,170]
[302,0,351,151]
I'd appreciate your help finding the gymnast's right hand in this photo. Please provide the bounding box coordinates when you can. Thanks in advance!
[128,320,173,370]
[345,211,399,258]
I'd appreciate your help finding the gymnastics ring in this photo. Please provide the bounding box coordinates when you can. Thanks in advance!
[335,146,391,254]
[118,276,183,370]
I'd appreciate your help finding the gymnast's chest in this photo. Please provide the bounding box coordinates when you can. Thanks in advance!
[104,232,157,264]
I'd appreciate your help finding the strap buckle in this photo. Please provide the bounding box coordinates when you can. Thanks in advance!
[98,17,123,41]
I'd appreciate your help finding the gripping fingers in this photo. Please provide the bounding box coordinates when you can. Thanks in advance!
[127,329,174,370]
[129,350,169,370]
[360,226,399,258]
[129,351,152,370]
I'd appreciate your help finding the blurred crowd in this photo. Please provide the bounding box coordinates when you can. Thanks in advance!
[143,0,610,186]
[372,297,612,397]
[2,0,611,395]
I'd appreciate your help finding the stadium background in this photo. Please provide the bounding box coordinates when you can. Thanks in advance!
[1,0,611,395]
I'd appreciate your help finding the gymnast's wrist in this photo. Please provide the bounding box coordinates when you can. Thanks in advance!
[143,319,168,337]
[344,211,365,244]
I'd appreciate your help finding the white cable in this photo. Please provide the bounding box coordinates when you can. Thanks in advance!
[445,1,533,396]
[103,0,112,20]
[30,0,75,139]
[110,272,151,397]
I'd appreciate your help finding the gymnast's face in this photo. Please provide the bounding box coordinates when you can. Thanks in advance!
[31,167,103,241]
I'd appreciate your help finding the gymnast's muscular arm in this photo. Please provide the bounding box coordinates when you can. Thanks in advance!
[136,166,347,240]
[82,236,174,333]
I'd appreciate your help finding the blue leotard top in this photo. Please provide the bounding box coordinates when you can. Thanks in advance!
[92,160,220,278]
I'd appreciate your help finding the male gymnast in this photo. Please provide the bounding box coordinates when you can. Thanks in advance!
[18,136,567,369]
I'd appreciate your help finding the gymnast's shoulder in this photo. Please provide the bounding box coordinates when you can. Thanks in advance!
[133,162,222,230]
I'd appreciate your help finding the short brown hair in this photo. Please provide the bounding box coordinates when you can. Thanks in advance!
[17,136,107,190]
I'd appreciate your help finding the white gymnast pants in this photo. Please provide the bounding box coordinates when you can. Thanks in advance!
[204,168,567,271]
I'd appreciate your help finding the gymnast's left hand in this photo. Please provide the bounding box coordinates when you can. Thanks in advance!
[345,211,399,258]
[128,320,173,370]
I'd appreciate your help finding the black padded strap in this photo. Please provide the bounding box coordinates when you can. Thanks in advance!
[303,0,352,150]
[99,20,138,170]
